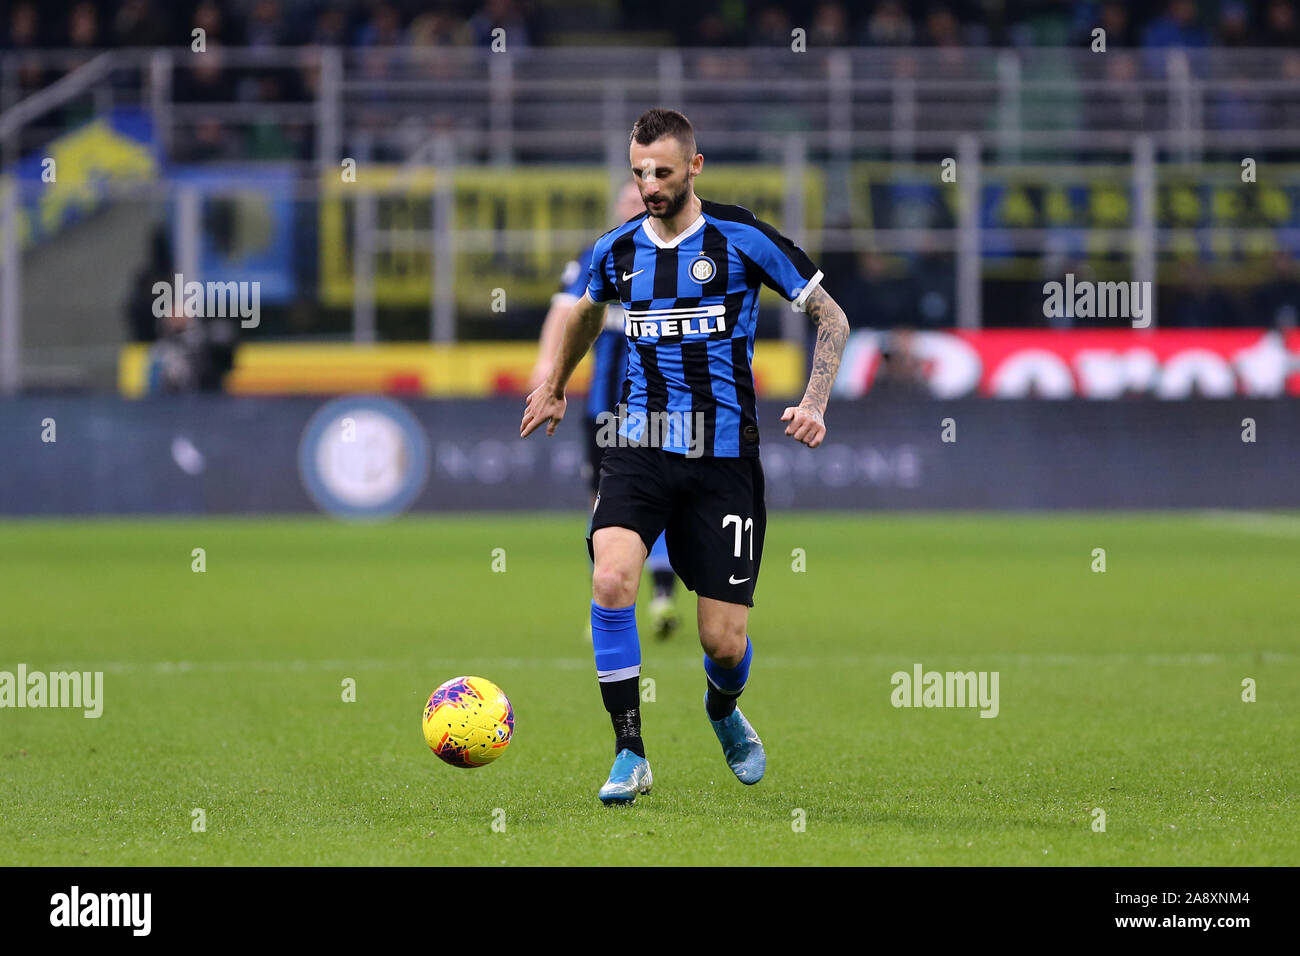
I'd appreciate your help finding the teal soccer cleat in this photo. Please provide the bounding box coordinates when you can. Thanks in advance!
[707,694,766,785]
[598,748,653,805]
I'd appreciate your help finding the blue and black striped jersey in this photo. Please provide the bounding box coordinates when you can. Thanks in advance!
[556,245,627,421]
[585,199,823,458]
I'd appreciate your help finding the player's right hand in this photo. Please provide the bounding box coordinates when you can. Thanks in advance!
[520,384,567,438]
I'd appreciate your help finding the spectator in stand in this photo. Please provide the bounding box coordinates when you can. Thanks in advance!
[691,12,740,48]
[860,0,915,47]
[1141,0,1208,78]
[354,2,406,85]
[1141,0,1209,47]
[125,224,236,393]
[65,1,101,77]
[1216,1,1252,47]
[148,304,237,393]
[180,115,245,161]
[1065,2,1133,48]
[3,0,41,49]
[1098,2,1136,48]
[309,6,349,46]
[113,0,169,47]
[1086,50,1146,130]
[245,0,293,47]
[48,3,102,125]
[409,10,473,84]
[176,49,235,102]
[192,0,229,46]
[409,9,472,48]
[809,2,850,47]
[4,2,48,102]
[67,1,99,48]
[468,0,532,48]
[750,5,792,47]
[923,5,962,46]
[923,4,971,77]
[356,2,405,47]
[1262,0,1300,46]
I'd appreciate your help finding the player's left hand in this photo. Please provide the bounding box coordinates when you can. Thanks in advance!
[781,403,826,448]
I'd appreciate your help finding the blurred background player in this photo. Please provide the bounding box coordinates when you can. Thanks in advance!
[532,181,681,640]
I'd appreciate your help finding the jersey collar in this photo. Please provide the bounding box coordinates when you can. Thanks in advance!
[641,212,705,250]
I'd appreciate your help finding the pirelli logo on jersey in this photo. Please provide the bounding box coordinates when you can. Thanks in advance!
[624,304,727,339]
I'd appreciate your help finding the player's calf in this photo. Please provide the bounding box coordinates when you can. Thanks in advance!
[698,597,748,667]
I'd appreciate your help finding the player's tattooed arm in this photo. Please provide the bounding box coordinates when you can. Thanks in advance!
[521,292,605,438]
[801,285,849,414]
[782,284,849,449]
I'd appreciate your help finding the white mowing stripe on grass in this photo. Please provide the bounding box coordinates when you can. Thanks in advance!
[1199,510,1300,537]
[44,651,1296,676]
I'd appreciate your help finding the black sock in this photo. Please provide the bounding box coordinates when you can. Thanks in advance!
[706,681,738,721]
[651,569,675,600]
[611,709,644,758]
[600,677,644,757]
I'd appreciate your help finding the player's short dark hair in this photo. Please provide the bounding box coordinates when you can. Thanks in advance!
[630,108,697,158]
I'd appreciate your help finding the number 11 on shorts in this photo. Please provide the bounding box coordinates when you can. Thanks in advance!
[723,513,753,559]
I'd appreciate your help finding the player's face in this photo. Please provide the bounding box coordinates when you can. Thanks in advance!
[630,137,700,219]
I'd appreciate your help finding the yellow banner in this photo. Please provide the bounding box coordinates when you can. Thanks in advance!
[118,341,807,399]
[319,165,824,309]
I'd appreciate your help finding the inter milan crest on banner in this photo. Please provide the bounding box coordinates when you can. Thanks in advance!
[297,396,430,519]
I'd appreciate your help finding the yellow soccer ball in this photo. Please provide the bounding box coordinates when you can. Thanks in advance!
[422,676,514,767]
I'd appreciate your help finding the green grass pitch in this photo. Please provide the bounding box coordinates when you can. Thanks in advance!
[1,512,1296,866]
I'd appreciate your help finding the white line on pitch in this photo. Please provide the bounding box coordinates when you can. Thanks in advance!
[1199,510,1300,537]
[29,651,1295,676]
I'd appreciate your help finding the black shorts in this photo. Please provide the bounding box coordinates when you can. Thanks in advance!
[586,444,767,607]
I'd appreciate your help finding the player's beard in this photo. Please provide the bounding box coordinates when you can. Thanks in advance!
[644,183,689,220]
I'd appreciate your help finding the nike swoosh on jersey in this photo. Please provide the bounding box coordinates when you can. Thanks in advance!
[621,269,645,281]
[728,575,751,585]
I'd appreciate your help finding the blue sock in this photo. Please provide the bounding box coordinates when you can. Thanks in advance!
[592,601,644,756]
[705,636,752,720]
[591,602,641,684]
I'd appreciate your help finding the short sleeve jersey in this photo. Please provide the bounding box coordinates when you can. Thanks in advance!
[585,199,823,457]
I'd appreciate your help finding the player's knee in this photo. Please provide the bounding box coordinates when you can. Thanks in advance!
[700,620,747,667]
[592,564,638,608]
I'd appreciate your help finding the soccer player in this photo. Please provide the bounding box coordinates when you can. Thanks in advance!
[531,181,681,639]
[520,108,849,805]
